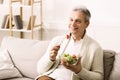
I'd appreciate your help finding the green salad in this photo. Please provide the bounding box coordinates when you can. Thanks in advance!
[61,53,78,65]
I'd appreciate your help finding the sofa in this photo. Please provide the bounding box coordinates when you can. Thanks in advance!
[0,36,120,80]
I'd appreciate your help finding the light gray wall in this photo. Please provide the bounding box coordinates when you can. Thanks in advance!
[0,0,120,52]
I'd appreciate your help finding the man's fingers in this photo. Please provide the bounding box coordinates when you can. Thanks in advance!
[50,45,60,61]
[76,57,81,65]
[52,45,60,51]
[50,45,60,55]
[51,50,58,55]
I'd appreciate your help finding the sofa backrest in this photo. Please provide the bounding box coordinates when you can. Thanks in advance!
[1,36,50,79]
[0,36,117,80]
[103,50,116,80]
[109,52,120,80]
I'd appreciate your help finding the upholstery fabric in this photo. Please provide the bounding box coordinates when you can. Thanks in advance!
[0,36,118,80]
[5,77,33,80]
[1,37,50,79]
[109,52,120,80]
[0,48,22,79]
[103,50,115,80]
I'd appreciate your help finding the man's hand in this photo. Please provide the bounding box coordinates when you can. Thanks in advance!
[50,45,60,61]
[61,57,82,73]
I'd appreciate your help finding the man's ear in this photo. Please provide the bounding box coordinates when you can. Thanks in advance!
[85,21,89,28]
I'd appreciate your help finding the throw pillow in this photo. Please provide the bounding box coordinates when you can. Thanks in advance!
[109,52,120,80]
[103,50,115,80]
[0,48,22,79]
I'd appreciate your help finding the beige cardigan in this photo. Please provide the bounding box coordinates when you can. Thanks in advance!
[37,34,103,80]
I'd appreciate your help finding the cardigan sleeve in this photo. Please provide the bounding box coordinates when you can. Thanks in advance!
[37,36,64,74]
[75,47,104,80]
[37,54,55,74]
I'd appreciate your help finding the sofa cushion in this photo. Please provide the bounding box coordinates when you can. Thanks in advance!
[6,77,33,80]
[1,37,50,79]
[0,48,22,79]
[103,50,115,80]
[109,52,120,80]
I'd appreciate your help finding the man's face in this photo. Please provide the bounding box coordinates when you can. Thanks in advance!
[68,11,89,35]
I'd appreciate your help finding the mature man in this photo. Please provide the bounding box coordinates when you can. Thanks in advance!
[37,5,103,80]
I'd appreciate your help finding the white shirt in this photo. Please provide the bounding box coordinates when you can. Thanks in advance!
[37,35,103,80]
[49,37,83,80]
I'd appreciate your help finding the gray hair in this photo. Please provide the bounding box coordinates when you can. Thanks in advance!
[72,5,91,22]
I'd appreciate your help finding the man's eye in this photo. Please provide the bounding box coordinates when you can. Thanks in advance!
[76,20,81,23]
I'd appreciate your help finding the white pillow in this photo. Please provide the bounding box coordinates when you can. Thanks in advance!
[0,48,22,79]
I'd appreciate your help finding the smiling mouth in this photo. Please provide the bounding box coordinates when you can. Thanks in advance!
[71,28,78,30]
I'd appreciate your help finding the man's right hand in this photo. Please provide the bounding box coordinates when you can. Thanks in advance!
[50,45,60,61]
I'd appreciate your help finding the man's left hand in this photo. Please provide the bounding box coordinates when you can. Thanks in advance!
[61,57,82,73]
